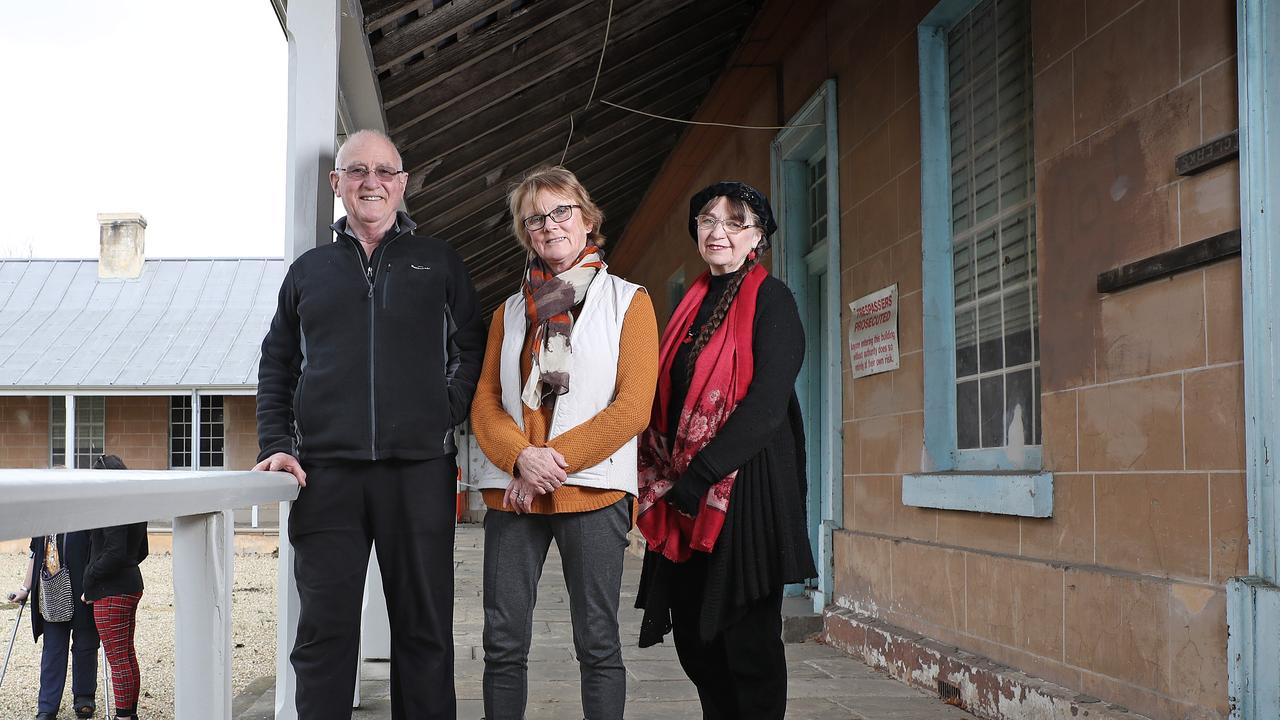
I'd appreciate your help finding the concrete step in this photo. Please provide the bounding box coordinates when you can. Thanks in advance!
[782,595,824,643]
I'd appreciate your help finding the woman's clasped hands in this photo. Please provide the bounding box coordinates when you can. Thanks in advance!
[503,446,569,513]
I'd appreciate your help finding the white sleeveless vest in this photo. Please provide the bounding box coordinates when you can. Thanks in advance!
[471,270,642,494]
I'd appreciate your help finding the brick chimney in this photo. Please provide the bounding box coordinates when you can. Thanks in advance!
[97,213,147,279]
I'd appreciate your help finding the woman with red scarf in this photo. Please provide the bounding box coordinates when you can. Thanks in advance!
[470,166,659,720]
[636,181,816,719]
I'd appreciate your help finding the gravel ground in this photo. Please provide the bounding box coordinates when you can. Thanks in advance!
[0,548,278,719]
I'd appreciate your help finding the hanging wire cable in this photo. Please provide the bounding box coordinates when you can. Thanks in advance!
[560,0,615,166]
[598,100,823,130]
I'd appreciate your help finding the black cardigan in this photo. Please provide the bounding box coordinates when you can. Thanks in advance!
[27,532,95,640]
[83,522,148,602]
[637,273,817,645]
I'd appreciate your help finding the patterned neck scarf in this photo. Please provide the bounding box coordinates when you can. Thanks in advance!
[636,263,768,561]
[520,244,605,408]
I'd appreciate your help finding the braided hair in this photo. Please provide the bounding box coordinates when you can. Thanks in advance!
[685,197,766,378]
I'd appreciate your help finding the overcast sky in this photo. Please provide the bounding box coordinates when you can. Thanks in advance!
[0,1,287,259]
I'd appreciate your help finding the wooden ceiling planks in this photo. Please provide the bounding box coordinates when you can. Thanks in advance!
[362,0,764,316]
[371,0,513,72]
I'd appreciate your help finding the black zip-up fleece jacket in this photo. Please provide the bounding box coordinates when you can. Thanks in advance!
[256,212,485,463]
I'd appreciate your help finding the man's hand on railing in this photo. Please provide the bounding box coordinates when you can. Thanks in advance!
[253,452,308,487]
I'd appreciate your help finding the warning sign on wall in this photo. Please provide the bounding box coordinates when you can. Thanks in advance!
[848,284,900,379]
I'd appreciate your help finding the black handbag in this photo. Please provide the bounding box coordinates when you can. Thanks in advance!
[38,535,74,623]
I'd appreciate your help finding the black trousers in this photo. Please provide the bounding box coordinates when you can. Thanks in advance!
[670,556,787,720]
[288,457,457,720]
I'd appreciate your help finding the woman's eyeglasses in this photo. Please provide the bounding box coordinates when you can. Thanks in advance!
[695,215,756,234]
[522,204,581,232]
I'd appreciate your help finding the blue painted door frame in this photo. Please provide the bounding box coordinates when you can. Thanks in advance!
[1228,0,1280,717]
[771,79,842,612]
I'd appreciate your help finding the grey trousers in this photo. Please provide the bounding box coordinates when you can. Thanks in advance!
[482,497,630,720]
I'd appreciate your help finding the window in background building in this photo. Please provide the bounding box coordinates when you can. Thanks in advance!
[170,395,225,469]
[49,396,105,468]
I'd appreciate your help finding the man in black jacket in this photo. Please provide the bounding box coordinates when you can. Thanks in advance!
[254,129,484,720]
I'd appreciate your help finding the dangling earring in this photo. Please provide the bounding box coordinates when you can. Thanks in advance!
[747,249,758,262]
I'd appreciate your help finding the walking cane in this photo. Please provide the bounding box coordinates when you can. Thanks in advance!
[0,599,24,690]
[100,645,112,719]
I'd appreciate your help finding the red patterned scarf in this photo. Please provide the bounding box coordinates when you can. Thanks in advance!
[636,264,767,562]
[520,244,605,408]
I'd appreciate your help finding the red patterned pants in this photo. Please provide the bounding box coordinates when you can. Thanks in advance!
[93,592,142,713]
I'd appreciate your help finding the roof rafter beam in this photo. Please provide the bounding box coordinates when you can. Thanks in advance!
[407,69,715,218]
[421,125,682,244]
[402,44,729,201]
[380,0,700,110]
[369,0,513,71]
[389,0,749,154]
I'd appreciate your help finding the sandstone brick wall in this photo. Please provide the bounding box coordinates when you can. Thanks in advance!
[224,395,260,471]
[2,394,263,472]
[0,396,51,468]
[611,0,1243,717]
[104,396,170,470]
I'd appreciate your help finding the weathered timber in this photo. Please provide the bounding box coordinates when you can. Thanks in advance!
[382,0,617,106]
[403,59,717,201]
[1096,229,1242,293]
[378,0,595,93]
[414,121,687,239]
[370,0,512,70]
[381,0,705,109]
[396,27,736,175]
[363,0,768,315]
[389,0,752,152]
[361,0,417,31]
[1174,129,1240,176]
[406,74,713,214]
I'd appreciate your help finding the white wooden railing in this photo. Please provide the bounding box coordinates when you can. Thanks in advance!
[0,469,299,719]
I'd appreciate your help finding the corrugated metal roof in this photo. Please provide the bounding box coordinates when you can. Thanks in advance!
[0,258,285,390]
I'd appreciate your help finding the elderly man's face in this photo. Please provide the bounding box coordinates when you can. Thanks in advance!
[330,133,406,232]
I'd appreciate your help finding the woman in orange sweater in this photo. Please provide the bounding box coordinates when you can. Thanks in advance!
[469,166,658,720]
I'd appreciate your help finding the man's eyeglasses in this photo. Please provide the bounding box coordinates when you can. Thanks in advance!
[694,215,756,235]
[336,166,408,181]
[522,204,581,232]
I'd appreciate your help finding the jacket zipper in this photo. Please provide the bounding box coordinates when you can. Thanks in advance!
[350,243,379,460]
[367,263,377,460]
[347,232,406,461]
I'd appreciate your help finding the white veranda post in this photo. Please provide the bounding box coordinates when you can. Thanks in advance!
[278,0,340,717]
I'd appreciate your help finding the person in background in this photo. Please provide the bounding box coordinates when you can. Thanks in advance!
[8,525,99,720]
[470,166,659,720]
[81,454,148,720]
[635,181,817,720]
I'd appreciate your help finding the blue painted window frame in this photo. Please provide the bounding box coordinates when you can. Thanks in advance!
[907,0,1051,517]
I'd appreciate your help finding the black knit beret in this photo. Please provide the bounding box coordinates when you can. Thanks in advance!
[687,181,778,244]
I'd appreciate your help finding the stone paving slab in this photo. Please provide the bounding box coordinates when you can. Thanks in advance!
[235,526,972,719]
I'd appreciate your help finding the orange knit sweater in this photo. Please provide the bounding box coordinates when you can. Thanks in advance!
[471,290,659,514]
